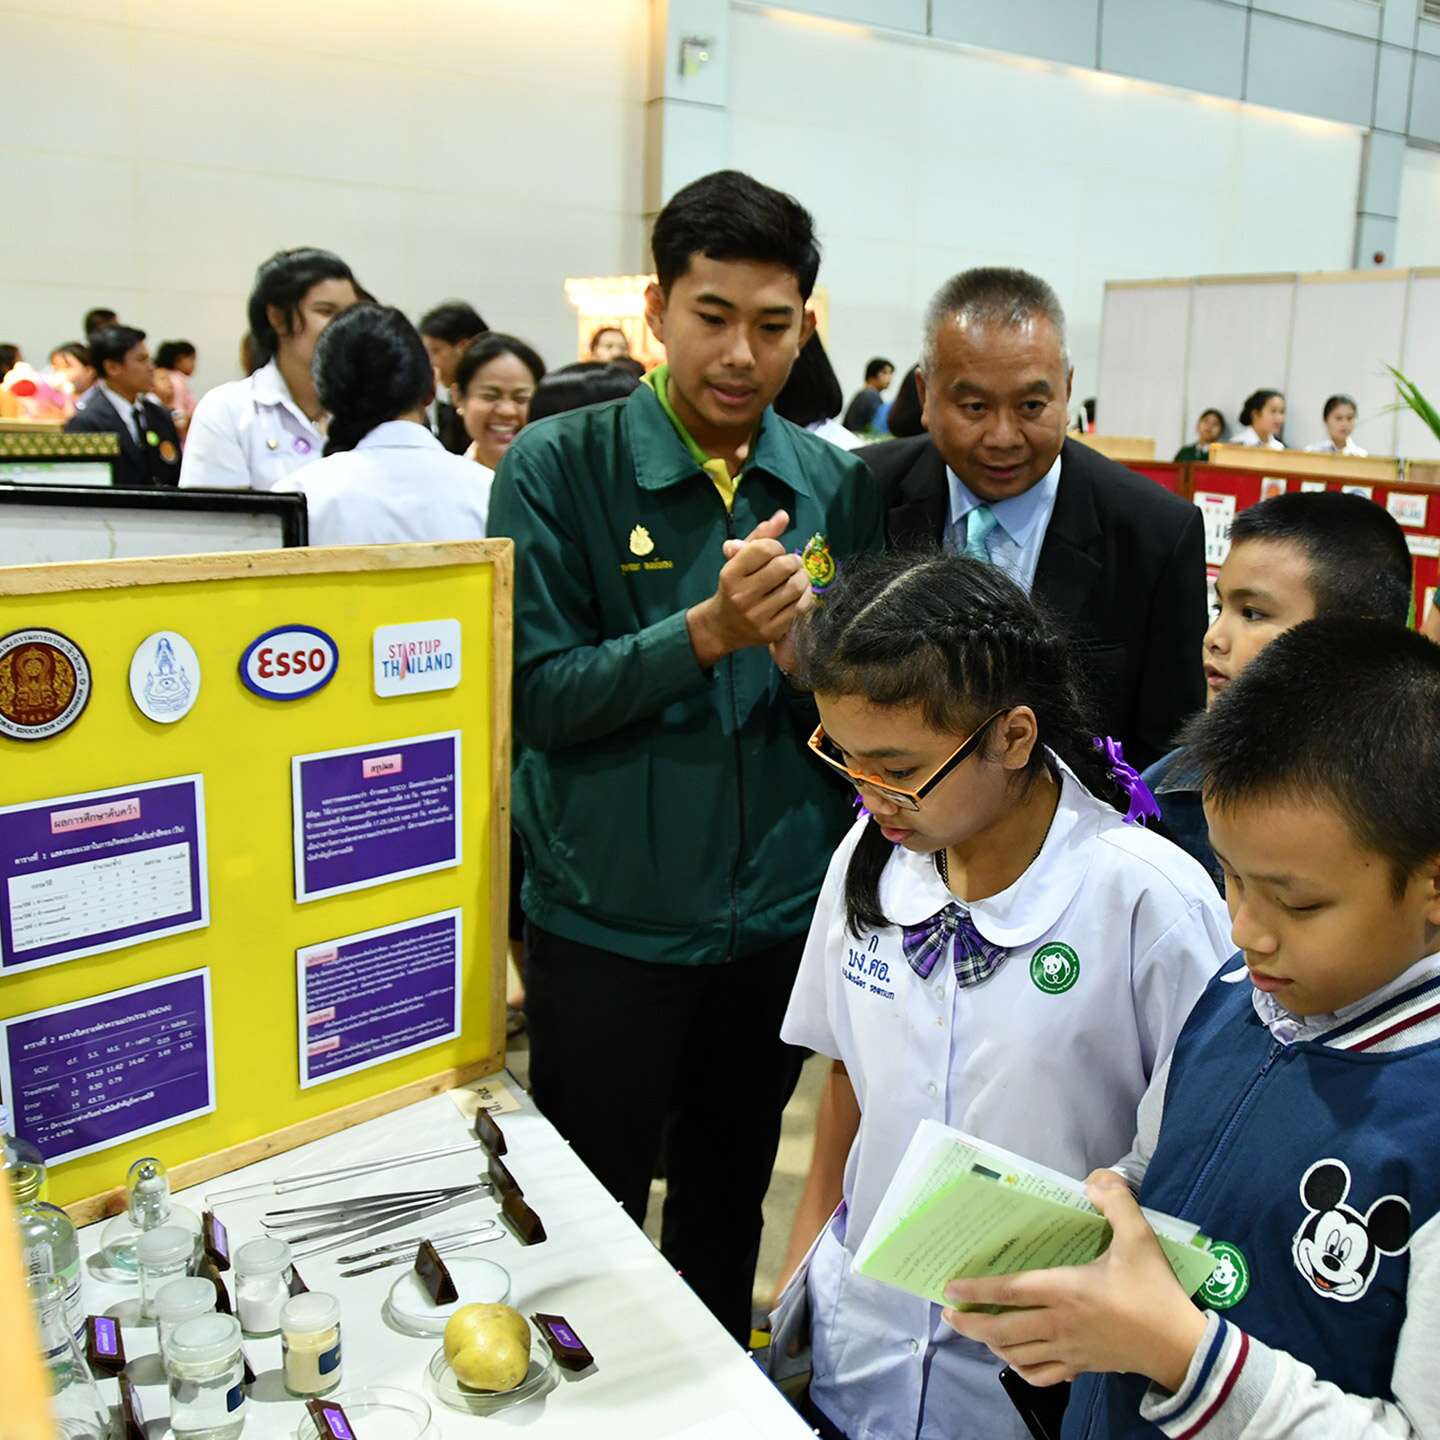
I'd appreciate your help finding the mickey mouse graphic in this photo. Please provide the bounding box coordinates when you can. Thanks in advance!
[1291,1159,1410,1303]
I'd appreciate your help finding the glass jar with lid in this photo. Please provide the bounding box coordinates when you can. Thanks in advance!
[136,1225,196,1320]
[167,1312,247,1439]
[155,1275,219,1362]
[233,1235,292,1337]
[280,1290,342,1397]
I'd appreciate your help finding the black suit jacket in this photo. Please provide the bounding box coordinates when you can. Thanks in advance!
[65,390,182,488]
[857,435,1207,770]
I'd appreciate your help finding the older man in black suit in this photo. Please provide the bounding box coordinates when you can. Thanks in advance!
[858,268,1205,770]
[65,325,181,488]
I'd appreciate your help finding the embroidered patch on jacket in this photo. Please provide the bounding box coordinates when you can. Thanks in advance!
[797,533,838,594]
[1291,1159,1410,1303]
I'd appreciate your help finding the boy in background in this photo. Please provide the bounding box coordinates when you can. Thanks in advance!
[946,618,1440,1437]
[1144,491,1412,889]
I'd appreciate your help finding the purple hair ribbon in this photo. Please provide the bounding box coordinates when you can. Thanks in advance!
[1094,736,1161,827]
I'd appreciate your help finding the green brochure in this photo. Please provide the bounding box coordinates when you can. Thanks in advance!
[853,1120,1218,1311]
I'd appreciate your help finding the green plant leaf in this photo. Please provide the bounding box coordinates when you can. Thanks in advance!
[1388,365,1440,443]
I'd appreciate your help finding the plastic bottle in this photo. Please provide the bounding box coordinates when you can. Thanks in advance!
[31,1274,110,1440]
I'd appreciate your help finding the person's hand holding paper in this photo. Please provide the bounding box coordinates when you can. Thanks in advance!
[940,1170,1209,1394]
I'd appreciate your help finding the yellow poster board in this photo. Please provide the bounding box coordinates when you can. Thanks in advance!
[0,541,511,1220]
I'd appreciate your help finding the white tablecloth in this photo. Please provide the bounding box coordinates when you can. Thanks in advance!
[74,1072,813,1440]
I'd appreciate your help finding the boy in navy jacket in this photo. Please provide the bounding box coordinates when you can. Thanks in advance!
[945,618,1440,1438]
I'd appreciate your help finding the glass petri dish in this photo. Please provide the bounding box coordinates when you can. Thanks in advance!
[294,1386,434,1440]
[427,1320,557,1415]
[385,1257,511,1337]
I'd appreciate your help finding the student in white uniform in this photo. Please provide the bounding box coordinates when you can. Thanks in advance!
[774,551,1233,1440]
[1233,388,1285,450]
[280,304,492,545]
[180,248,360,491]
[1304,391,1368,456]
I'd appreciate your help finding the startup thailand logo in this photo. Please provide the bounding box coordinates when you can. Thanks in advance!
[372,619,462,698]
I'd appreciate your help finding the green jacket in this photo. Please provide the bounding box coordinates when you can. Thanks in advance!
[488,382,885,965]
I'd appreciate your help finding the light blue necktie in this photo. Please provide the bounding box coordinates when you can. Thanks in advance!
[963,504,998,563]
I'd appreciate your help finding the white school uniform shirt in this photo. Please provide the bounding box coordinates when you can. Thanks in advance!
[179,358,326,491]
[280,420,493,545]
[1304,436,1368,456]
[1233,424,1284,451]
[780,760,1233,1440]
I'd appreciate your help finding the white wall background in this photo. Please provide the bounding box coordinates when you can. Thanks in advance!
[1395,145,1440,268]
[0,0,649,395]
[724,8,1363,415]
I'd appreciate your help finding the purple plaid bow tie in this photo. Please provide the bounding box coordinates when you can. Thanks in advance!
[901,904,1008,987]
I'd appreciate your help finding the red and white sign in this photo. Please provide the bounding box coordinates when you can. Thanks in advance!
[239,625,339,701]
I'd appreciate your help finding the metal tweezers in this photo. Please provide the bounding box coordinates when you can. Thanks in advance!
[288,1181,493,1260]
[336,1223,502,1277]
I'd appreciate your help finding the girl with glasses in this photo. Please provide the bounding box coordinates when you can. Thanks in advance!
[771,551,1232,1440]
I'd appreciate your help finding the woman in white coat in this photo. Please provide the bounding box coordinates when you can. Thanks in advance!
[280,304,492,545]
[180,248,360,491]
[1233,388,1286,450]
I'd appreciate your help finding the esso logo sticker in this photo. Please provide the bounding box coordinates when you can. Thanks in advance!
[239,625,339,700]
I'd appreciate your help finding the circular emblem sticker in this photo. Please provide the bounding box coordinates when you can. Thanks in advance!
[1200,1241,1251,1310]
[239,624,339,700]
[129,631,201,724]
[0,628,91,741]
[1030,942,1080,995]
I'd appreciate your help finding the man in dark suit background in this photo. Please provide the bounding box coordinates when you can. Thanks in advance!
[858,267,1205,771]
[65,326,181,488]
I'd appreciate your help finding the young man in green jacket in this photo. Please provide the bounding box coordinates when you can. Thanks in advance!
[488,170,884,1342]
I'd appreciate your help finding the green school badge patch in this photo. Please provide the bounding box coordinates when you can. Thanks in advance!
[1200,1241,1251,1310]
[1029,942,1080,995]
[797,533,838,595]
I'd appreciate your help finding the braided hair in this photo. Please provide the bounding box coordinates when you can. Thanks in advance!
[313,304,434,456]
[793,549,1118,937]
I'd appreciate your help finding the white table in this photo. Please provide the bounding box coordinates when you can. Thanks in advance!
[75,1073,813,1440]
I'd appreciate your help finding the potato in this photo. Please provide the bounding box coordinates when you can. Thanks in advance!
[451,1331,530,1393]
[443,1303,529,1361]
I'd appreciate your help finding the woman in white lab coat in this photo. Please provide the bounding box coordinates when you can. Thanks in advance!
[281,304,492,545]
[1233,388,1285,450]
[1305,393,1368,456]
[180,248,361,491]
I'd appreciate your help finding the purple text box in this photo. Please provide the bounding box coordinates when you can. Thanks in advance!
[292,734,460,902]
[0,969,215,1164]
[0,776,207,974]
[298,911,461,1087]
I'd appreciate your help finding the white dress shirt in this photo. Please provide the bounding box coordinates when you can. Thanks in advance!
[280,420,493,546]
[1305,436,1368,457]
[780,761,1233,1440]
[180,358,326,491]
[943,451,1062,595]
[1234,425,1284,451]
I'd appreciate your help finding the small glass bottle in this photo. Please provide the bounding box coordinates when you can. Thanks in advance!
[233,1236,291,1337]
[155,1275,219,1363]
[136,1224,196,1319]
[30,1275,110,1440]
[280,1291,342,1398]
[167,1312,247,1439]
[101,1155,201,1277]
[11,1148,83,1340]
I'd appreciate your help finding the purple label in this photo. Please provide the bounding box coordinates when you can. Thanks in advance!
[92,1316,119,1355]
[0,777,206,973]
[293,734,459,901]
[1,970,213,1164]
[552,1320,581,1348]
[300,912,460,1086]
[323,1408,354,1440]
[209,1214,229,1260]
